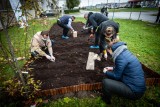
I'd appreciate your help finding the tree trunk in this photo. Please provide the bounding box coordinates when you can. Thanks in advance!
[0,12,26,87]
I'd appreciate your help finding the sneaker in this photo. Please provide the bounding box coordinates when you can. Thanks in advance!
[62,35,69,39]
[90,45,99,49]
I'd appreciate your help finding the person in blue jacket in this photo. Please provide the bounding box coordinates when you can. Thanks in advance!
[57,15,75,39]
[102,41,146,104]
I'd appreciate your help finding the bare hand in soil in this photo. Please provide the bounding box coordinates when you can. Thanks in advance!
[89,34,94,38]
[104,54,108,60]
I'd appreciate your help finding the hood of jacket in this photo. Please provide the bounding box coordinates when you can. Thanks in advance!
[34,31,42,40]
[100,20,119,35]
[111,42,127,52]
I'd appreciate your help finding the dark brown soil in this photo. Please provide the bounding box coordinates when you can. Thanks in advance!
[28,22,159,91]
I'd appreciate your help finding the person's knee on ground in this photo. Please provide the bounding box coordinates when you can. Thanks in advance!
[101,79,112,104]
[31,51,39,58]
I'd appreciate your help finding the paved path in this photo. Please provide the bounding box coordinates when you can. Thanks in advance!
[69,10,157,23]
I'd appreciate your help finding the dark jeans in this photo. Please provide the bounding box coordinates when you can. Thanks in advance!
[99,38,108,53]
[99,34,109,53]
[94,28,100,46]
[102,78,144,101]
[57,20,69,36]
[94,31,99,46]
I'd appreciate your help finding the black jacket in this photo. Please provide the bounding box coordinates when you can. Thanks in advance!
[99,20,120,52]
[89,13,109,33]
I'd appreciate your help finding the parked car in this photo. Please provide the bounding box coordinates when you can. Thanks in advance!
[40,10,55,17]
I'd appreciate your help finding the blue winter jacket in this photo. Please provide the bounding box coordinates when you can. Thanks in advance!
[105,42,146,93]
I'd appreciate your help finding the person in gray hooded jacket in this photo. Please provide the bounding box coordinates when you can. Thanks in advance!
[98,20,119,60]
[102,41,146,104]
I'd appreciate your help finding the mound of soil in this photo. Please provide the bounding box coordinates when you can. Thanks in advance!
[28,22,159,91]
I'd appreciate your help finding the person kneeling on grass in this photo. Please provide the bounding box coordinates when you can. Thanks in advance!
[101,41,146,104]
[30,30,55,62]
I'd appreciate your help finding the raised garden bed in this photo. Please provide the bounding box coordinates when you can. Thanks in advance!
[26,22,160,97]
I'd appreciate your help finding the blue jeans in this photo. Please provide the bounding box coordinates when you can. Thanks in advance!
[102,78,144,101]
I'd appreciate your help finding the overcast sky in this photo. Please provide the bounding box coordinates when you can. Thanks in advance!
[58,0,128,7]
[80,0,128,7]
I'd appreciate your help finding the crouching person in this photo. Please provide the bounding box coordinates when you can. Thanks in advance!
[98,20,120,60]
[101,41,146,104]
[30,30,55,62]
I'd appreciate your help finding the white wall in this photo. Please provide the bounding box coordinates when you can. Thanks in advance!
[41,0,53,11]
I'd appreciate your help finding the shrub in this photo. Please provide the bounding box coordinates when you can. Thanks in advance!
[64,9,79,14]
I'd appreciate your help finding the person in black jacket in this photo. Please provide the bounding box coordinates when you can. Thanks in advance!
[101,6,108,17]
[98,20,119,60]
[84,12,93,28]
[84,13,109,49]
[155,4,160,24]
[82,12,93,33]
[101,6,105,14]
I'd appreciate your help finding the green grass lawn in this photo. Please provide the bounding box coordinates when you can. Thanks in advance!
[0,17,160,106]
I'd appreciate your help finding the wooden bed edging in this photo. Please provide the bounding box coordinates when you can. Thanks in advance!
[145,78,160,86]
[37,82,102,97]
[37,78,160,97]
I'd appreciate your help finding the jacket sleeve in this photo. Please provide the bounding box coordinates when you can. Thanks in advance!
[31,37,47,56]
[105,55,128,80]
[67,18,74,30]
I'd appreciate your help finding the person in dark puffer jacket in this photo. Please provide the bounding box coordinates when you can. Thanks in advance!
[84,13,109,49]
[98,20,119,60]
[102,41,146,104]
[85,12,93,28]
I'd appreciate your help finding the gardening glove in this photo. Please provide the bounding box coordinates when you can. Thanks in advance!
[45,55,52,61]
[104,53,108,59]
[103,50,107,60]
[83,25,86,30]
[50,55,55,62]
[103,67,113,73]
[71,29,74,33]
[103,67,108,73]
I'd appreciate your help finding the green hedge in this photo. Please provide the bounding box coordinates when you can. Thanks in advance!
[64,9,80,14]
